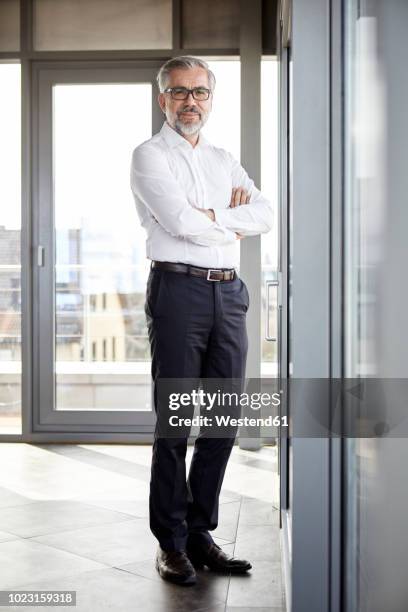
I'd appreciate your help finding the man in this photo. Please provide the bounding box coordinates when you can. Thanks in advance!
[130,56,273,586]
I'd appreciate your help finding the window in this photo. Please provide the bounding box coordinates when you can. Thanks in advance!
[0,63,21,434]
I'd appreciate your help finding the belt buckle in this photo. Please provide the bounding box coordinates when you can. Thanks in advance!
[207,268,222,281]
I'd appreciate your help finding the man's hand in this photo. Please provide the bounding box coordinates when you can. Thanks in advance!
[230,187,250,208]
[195,207,243,240]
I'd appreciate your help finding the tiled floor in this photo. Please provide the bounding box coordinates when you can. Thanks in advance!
[0,443,285,611]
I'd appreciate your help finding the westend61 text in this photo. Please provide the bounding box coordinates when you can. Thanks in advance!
[168,415,288,427]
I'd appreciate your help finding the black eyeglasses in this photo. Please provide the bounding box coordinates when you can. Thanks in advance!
[163,87,211,101]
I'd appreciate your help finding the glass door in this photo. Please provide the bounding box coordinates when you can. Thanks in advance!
[33,63,163,431]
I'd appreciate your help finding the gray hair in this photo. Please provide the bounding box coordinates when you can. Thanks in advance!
[157,56,216,93]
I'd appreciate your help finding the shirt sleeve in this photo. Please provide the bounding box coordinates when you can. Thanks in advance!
[130,145,237,247]
[213,151,274,236]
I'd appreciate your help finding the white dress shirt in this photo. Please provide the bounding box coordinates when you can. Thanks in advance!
[130,121,273,269]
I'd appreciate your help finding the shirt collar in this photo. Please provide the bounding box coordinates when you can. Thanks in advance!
[160,121,209,150]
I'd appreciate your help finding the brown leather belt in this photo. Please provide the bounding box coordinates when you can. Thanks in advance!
[151,260,236,282]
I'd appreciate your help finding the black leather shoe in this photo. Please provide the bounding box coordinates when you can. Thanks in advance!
[155,547,197,586]
[187,541,252,574]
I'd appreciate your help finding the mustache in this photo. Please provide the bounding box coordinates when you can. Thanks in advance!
[177,106,201,115]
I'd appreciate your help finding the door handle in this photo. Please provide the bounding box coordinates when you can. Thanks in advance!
[37,245,45,267]
[265,279,279,341]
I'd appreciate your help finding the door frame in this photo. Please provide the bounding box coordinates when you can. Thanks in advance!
[32,61,163,433]
[25,49,282,442]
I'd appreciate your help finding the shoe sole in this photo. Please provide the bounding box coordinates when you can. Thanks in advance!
[190,558,252,574]
[155,559,197,586]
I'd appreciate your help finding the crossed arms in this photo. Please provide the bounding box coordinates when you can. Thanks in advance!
[130,146,273,247]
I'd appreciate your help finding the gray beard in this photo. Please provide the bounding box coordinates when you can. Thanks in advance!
[174,117,203,136]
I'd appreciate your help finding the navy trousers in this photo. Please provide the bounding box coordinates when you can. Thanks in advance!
[145,266,249,551]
